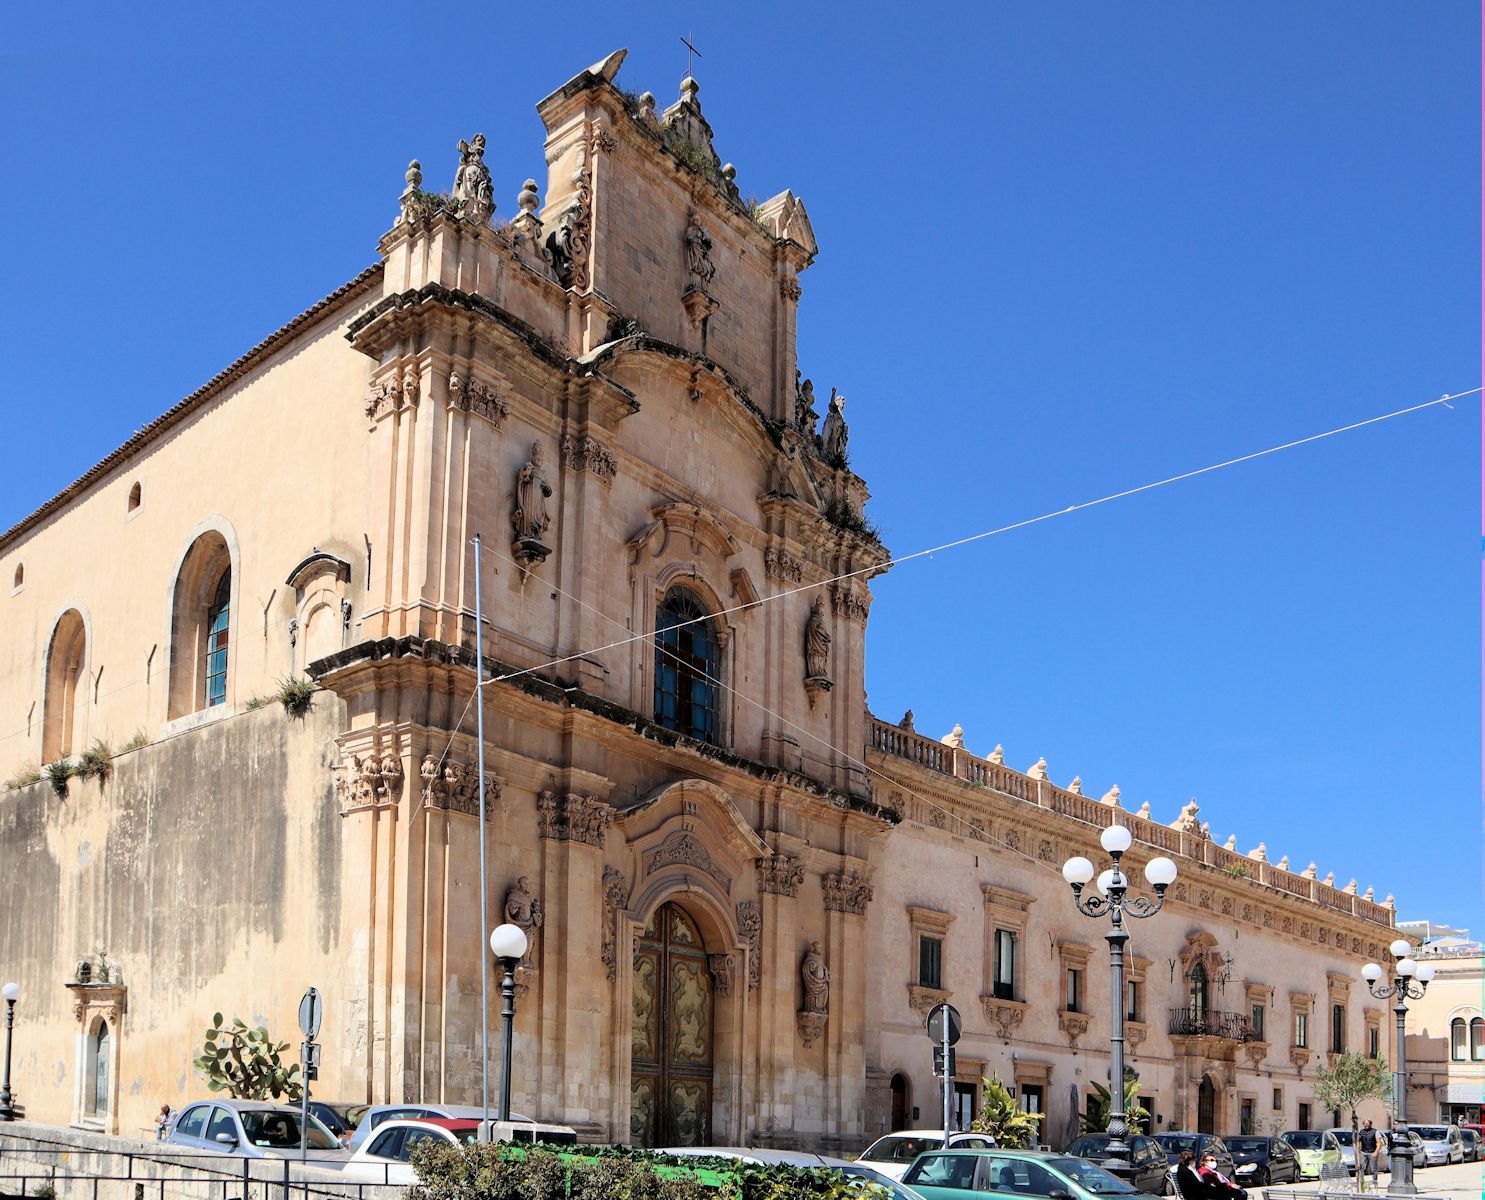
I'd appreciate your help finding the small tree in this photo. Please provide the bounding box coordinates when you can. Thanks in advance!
[1314,1051,1392,1193]
[192,1012,303,1101]
[972,1075,1045,1148]
[1080,1075,1153,1135]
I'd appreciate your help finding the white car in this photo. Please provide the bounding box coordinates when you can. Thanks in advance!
[341,1118,483,1184]
[1411,1124,1464,1166]
[856,1130,998,1183]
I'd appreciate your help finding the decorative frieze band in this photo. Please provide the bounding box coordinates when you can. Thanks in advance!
[418,755,500,816]
[365,365,420,422]
[822,870,873,916]
[756,852,804,897]
[559,433,617,486]
[336,753,404,812]
[449,371,508,428]
[764,546,804,584]
[537,791,614,846]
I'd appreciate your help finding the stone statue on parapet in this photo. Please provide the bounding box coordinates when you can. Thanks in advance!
[452,133,495,224]
[820,389,848,467]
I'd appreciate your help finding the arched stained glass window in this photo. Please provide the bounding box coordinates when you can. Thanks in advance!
[654,587,720,745]
[205,569,231,708]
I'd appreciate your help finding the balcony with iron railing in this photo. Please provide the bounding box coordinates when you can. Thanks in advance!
[1168,1007,1261,1042]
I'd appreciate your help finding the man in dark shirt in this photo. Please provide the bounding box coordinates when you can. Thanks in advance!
[1359,1121,1382,1184]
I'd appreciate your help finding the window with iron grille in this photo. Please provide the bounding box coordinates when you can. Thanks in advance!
[653,587,721,744]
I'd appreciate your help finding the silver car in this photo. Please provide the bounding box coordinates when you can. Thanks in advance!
[1411,1124,1464,1166]
[345,1103,538,1152]
[166,1099,345,1161]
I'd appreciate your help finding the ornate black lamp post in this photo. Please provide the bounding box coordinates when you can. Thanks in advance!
[0,982,20,1121]
[1063,827,1178,1167]
[489,924,529,1124]
[1362,940,1435,1196]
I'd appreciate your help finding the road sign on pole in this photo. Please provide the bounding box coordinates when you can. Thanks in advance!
[298,987,322,1162]
[925,1002,961,1135]
[298,988,323,1039]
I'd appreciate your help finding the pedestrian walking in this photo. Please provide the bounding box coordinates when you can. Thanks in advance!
[1359,1120,1382,1184]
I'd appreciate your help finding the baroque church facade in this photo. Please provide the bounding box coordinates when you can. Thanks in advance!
[0,52,1398,1147]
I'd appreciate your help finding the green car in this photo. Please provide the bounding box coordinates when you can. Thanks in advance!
[903,1148,1163,1200]
[1282,1130,1342,1180]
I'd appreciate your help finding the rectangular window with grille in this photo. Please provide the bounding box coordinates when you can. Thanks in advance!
[993,929,1015,1000]
[919,936,943,991]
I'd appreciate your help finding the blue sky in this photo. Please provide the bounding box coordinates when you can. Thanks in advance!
[3,4,1479,933]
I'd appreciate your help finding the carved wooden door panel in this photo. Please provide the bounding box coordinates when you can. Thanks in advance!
[630,903,713,1147]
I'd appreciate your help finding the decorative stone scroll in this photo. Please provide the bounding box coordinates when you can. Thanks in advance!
[365,364,421,422]
[418,756,499,816]
[981,996,1027,1042]
[644,830,731,893]
[559,433,617,486]
[449,372,508,427]
[1243,1041,1270,1070]
[709,954,736,997]
[1289,1046,1312,1073]
[599,867,627,982]
[536,791,613,846]
[1126,1021,1148,1052]
[764,546,804,584]
[1058,1010,1090,1049]
[822,871,873,916]
[756,852,803,897]
[736,901,762,991]
[909,985,951,1019]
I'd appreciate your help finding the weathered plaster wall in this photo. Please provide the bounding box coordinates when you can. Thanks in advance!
[0,700,344,1134]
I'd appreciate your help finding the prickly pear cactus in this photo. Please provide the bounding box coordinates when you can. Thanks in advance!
[192,1012,303,1101]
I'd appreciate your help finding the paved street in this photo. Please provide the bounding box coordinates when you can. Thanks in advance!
[1261,1161,1485,1200]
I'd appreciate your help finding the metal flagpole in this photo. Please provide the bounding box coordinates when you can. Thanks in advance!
[473,534,491,1127]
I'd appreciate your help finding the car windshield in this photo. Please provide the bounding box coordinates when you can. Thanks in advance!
[1331,1131,1353,1145]
[838,1165,922,1199]
[1156,1135,1200,1155]
[1225,1140,1267,1153]
[1414,1127,1448,1140]
[240,1110,338,1150]
[1285,1133,1323,1149]
[1066,1138,1110,1156]
[864,1136,941,1163]
[1048,1157,1137,1194]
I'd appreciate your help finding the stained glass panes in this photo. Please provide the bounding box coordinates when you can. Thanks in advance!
[205,570,230,707]
[654,587,720,744]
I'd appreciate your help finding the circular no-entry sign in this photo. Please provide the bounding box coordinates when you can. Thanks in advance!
[298,987,323,1039]
[926,1001,962,1046]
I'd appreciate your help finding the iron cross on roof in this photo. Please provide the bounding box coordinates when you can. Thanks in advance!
[681,32,702,78]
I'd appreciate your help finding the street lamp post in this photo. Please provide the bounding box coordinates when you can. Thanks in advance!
[489,924,529,1124]
[1362,940,1435,1196]
[0,982,20,1121]
[1063,827,1178,1169]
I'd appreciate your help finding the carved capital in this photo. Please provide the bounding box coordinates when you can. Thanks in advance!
[559,433,618,486]
[756,852,804,897]
[537,791,613,847]
[779,276,802,302]
[764,545,804,584]
[829,584,871,624]
[338,751,403,813]
[449,371,508,428]
[420,757,500,816]
[980,995,1028,1042]
[822,870,873,916]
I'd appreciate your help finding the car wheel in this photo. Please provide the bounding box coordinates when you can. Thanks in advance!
[1164,1176,1174,1196]
[1254,1168,1269,1187]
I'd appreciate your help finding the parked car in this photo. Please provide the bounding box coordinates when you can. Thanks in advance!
[857,1130,998,1183]
[345,1103,535,1151]
[1459,1128,1480,1162]
[166,1100,346,1162]
[903,1148,1160,1200]
[1411,1124,1464,1166]
[657,1148,927,1198]
[1064,1135,1170,1194]
[1152,1134,1234,1191]
[342,1118,483,1184]
[1281,1130,1342,1179]
[307,1101,358,1144]
[1223,1136,1301,1187]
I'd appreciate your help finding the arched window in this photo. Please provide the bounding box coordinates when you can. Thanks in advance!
[1188,962,1209,1020]
[169,531,234,717]
[1472,1017,1484,1062]
[11,563,22,590]
[127,482,142,512]
[42,609,87,762]
[1451,1018,1467,1061]
[654,586,721,745]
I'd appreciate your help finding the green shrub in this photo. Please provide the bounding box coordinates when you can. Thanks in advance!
[275,677,316,718]
[3,764,42,790]
[192,1013,302,1101]
[120,728,149,753]
[77,740,113,783]
[45,759,75,798]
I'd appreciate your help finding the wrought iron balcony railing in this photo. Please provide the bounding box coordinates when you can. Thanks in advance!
[1168,1007,1260,1042]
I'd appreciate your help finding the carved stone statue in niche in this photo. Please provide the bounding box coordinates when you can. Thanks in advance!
[503,876,543,967]
[803,595,832,696]
[801,940,830,1014]
[685,213,716,287]
[452,133,495,224]
[820,389,848,467]
[512,442,554,571]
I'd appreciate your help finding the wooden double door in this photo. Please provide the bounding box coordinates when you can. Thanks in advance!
[630,902,714,1147]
